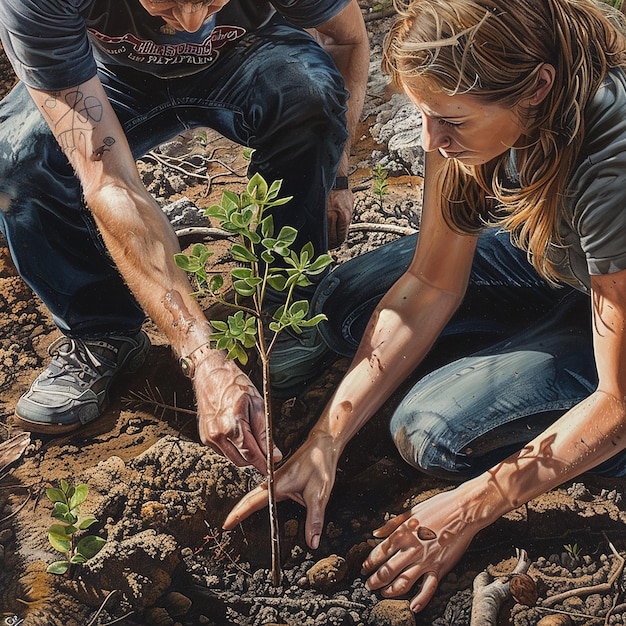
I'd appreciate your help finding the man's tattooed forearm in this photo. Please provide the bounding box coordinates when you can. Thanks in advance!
[41,87,105,158]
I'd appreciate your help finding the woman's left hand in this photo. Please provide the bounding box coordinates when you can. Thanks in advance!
[362,485,486,613]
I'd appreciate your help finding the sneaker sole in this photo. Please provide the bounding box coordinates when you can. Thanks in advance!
[14,331,151,435]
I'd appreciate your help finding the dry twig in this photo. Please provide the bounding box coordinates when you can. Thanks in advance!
[470,548,532,626]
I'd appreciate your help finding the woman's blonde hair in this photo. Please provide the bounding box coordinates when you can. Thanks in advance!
[383,0,626,283]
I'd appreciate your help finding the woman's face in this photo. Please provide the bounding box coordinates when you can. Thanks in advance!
[138,0,230,33]
[405,83,525,166]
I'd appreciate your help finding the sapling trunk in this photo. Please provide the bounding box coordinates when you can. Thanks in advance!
[257,321,281,586]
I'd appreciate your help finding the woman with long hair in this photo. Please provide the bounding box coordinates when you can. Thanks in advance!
[226,0,626,612]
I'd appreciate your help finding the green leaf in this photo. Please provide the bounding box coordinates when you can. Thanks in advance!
[227,343,248,365]
[214,335,231,351]
[69,484,88,510]
[78,517,98,530]
[65,485,75,502]
[205,205,225,220]
[209,275,224,292]
[275,226,298,246]
[211,320,229,332]
[260,215,274,239]
[261,250,276,265]
[306,253,333,274]
[266,275,287,291]
[299,313,328,327]
[174,253,192,271]
[233,280,256,297]
[60,479,70,493]
[76,535,107,560]
[231,267,254,280]
[230,244,258,264]
[48,525,72,553]
[46,487,66,504]
[289,300,309,317]
[47,560,70,575]
[247,172,268,200]
[52,501,69,517]
[70,553,88,564]
[267,178,283,200]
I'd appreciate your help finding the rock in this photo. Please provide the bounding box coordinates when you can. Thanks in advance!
[145,606,175,625]
[140,501,169,530]
[510,573,538,606]
[536,615,573,626]
[161,197,205,230]
[345,541,372,578]
[164,591,192,617]
[306,554,348,592]
[368,599,416,626]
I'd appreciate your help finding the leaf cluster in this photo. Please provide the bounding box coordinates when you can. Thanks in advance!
[45,479,106,575]
[175,173,332,365]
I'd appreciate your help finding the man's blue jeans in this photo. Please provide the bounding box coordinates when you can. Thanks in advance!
[314,229,626,478]
[0,16,348,338]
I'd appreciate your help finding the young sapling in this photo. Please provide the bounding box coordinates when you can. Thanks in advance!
[175,173,332,584]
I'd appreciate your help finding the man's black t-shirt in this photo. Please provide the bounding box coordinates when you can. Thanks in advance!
[0,0,349,90]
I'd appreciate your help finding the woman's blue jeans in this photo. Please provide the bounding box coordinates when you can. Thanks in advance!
[314,229,626,478]
[0,16,347,338]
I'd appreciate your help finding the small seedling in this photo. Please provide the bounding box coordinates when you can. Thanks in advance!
[564,543,581,559]
[372,163,389,209]
[175,173,332,585]
[45,479,106,575]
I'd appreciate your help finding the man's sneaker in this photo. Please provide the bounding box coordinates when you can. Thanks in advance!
[269,325,333,397]
[14,331,151,434]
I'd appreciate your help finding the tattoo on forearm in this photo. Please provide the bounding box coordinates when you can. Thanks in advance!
[41,87,105,159]
[93,137,116,161]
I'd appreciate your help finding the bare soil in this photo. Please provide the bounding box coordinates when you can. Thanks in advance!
[2,12,626,626]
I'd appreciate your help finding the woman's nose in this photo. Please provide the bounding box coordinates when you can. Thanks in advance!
[421,116,450,152]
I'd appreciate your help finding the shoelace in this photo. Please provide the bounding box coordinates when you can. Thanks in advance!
[46,337,113,381]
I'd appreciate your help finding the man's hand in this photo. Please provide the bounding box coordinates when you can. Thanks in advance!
[328,188,354,249]
[361,486,483,613]
[223,431,339,549]
[194,359,282,473]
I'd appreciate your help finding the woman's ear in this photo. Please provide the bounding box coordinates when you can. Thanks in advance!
[528,63,556,105]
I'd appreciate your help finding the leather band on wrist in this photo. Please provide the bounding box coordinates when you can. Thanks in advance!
[332,176,349,190]
[179,342,213,379]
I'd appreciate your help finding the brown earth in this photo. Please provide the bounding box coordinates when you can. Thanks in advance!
[2,12,626,626]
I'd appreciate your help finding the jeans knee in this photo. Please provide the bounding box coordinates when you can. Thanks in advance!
[390,407,475,481]
[253,53,347,138]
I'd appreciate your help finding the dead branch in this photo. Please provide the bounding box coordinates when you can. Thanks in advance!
[348,222,417,236]
[174,226,235,243]
[470,548,532,626]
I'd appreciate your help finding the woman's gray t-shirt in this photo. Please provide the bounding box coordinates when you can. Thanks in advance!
[553,68,626,292]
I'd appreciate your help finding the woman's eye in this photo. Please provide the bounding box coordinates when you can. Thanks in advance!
[438,118,461,128]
